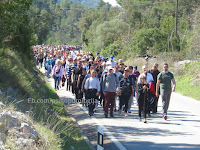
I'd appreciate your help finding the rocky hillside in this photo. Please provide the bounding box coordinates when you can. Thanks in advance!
[0,49,90,149]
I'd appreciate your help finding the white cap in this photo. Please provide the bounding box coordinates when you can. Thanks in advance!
[107,66,113,70]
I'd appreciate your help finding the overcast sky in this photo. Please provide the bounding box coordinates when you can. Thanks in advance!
[103,0,120,6]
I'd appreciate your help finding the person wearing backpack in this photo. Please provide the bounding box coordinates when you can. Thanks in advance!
[119,67,134,117]
[156,63,176,120]
[101,66,120,118]
[52,60,63,90]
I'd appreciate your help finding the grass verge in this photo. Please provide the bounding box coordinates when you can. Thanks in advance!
[125,52,200,101]
[0,48,90,149]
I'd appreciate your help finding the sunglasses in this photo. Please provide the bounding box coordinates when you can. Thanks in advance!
[125,70,129,72]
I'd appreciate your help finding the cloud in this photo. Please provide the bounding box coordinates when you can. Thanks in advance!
[103,0,120,7]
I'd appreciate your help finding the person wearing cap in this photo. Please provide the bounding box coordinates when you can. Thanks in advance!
[107,56,116,68]
[133,65,140,79]
[95,52,101,62]
[101,66,120,118]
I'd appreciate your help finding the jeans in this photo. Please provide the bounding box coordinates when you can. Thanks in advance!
[47,65,51,76]
[160,89,172,116]
[54,76,61,89]
[128,95,134,111]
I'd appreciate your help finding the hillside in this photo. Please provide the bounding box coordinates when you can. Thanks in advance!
[0,49,90,149]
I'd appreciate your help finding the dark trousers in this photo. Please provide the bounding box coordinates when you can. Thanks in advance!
[119,94,131,113]
[87,89,98,114]
[66,78,71,91]
[72,82,75,94]
[100,91,105,107]
[104,92,116,114]
[151,96,158,113]
[138,97,148,119]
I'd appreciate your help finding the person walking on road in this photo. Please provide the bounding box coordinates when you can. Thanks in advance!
[156,63,176,120]
[84,70,100,116]
[101,66,120,118]
[119,67,134,117]
[52,60,63,90]
[148,63,160,113]
[128,66,136,113]
[137,74,150,123]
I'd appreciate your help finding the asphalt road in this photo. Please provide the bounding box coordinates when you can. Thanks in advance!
[42,68,200,150]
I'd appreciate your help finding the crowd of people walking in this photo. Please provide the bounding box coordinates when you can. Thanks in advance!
[33,45,176,123]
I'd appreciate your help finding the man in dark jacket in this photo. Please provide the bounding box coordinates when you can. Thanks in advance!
[148,63,160,113]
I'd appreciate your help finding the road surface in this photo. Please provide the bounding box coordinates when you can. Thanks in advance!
[42,68,200,150]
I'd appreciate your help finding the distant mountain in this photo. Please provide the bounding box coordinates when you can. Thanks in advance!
[58,0,100,8]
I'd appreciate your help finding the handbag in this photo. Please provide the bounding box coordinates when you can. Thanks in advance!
[56,66,61,74]
[117,87,122,96]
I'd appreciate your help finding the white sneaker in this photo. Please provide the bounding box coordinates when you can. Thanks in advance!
[124,112,128,117]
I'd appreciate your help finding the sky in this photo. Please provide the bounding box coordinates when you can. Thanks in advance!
[103,0,120,7]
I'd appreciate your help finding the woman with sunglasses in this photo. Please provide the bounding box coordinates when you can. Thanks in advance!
[118,67,134,117]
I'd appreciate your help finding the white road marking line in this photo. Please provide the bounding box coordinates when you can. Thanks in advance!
[78,104,127,150]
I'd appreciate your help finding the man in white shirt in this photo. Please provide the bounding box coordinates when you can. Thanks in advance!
[138,65,154,84]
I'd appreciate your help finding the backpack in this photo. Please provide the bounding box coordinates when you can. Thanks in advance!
[104,73,117,81]
[121,76,132,96]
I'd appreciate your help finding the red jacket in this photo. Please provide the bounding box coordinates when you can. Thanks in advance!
[149,82,155,95]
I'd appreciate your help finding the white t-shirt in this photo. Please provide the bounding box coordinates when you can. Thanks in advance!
[138,73,154,84]
[115,72,122,78]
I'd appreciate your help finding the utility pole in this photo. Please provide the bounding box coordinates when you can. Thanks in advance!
[175,0,178,37]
